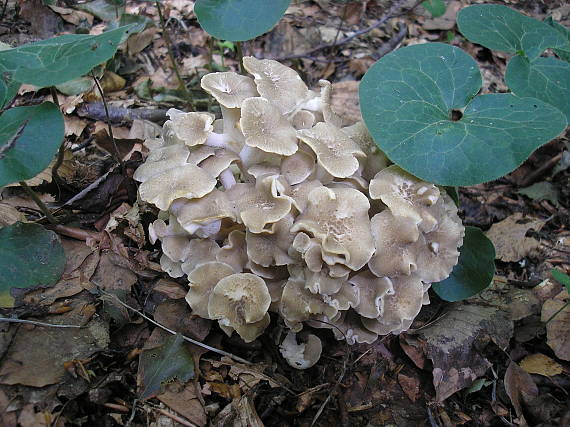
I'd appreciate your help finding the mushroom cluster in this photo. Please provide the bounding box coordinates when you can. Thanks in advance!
[135,57,465,368]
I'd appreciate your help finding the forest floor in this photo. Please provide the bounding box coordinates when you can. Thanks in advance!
[0,0,569,426]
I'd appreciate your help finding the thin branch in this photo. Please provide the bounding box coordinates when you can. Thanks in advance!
[236,41,245,74]
[98,289,253,365]
[155,0,195,111]
[272,0,420,61]
[49,87,67,185]
[90,72,125,174]
[0,317,82,328]
[19,180,58,224]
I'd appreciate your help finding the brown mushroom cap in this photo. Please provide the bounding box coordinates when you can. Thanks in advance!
[368,211,421,278]
[369,166,440,232]
[216,230,248,273]
[246,215,295,267]
[242,56,309,114]
[240,97,298,156]
[200,72,258,108]
[186,262,235,318]
[279,331,322,369]
[170,190,237,233]
[181,239,221,275]
[297,122,365,178]
[291,186,375,271]
[208,272,271,327]
[280,149,316,185]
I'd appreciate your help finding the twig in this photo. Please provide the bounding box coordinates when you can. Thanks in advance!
[0,317,82,328]
[19,180,58,224]
[545,300,570,324]
[49,87,67,185]
[236,41,245,74]
[91,71,125,174]
[518,152,563,187]
[272,0,418,61]
[0,0,8,20]
[77,103,169,123]
[98,289,253,365]
[373,22,407,59]
[154,406,198,427]
[155,0,195,111]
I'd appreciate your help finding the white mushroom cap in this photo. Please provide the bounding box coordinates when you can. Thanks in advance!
[240,97,298,156]
[208,273,271,342]
[279,331,322,369]
[186,262,235,318]
[297,122,365,178]
[349,271,394,319]
[163,109,215,147]
[200,72,258,108]
[242,56,310,114]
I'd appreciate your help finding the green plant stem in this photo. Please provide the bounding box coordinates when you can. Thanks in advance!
[49,87,66,184]
[155,1,195,111]
[19,181,58,224]
[236,41,245,74]
[90,72,125,174]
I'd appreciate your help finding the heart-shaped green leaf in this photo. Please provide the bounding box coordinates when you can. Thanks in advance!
[0,77,19,110]
[359,43,567,186]
[0,25,133,88]
[195,0,290,41]
[422,0,446,18]
[0,222,66,298]
[432,226,495,302]
[0,103,64,187]
[506,55,570,121]
[551,269,570,294]
[457,4,566,60]
[138,334,195,399]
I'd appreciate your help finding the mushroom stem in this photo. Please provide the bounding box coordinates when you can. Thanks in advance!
[219,167,237,189]
[238,144,257,168]
[205,132,231,149]
[196,220,222,238]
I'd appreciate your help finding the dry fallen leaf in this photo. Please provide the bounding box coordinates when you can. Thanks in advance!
[504,361,538,427]
[157,380,207,427]
[485,213,545,262]
[331,81,361,125]
[0,203,26,226]
[520,353,564,377]
[213,394,264,427]
[541,291,570,361]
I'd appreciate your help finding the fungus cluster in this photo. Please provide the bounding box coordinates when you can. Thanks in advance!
[135,57,465,368]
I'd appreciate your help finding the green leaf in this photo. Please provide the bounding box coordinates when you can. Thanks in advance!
[432,226,496,302]
[0,103,64,187]
[139,334,195,399]
[444,186,459,207]
[195,0,290,41]
[359,43,567,186]
[518,181,559,206]
[0,25,133,88]
[55,76,95,96]
[506,55,570,121]
[75,0,125,21]
[457,4,566,60]
[0,222,66,303]
[551,269,570,294]
[544,17,570,63]
[422,0,446,18]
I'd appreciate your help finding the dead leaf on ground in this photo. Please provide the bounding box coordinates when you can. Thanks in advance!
[485,213,545,262]
[397,372,421,402]
[213,394,264,427]
[0,203,26,226]
[90,251,138,292]
[331,81,360,125]
[153,278,187,299]
[418,303,513,401]
[504,361,539,427]
[0,300,109,387]
[541,291,570,361]
[64,115,88,137]
[520,353,564,377]
[157,380,207,427]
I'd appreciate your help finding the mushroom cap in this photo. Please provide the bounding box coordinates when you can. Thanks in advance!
[181,238,221,275]
[138,163,217,211]
[349,271,394,319]
[279,331,322,369]
[160,254,184,278]
[232,313,271,343]
[171,190,237,232]
[281,149,316,185]
[369,165,440,232]
[240,97,298,156]
[305,268,347,295]
[291,186,375,271]
[186,261,235,318]
[297,122,365,178]
[133,155,189,184]
[242,56,309,114]
[208,273,271,326]
[227,175,293,233]
[290,110,315,130]
[246,215,295,267]
[361,274,425,335]
[331,310,379,344]
[198,149,240,178]
[200,72,258,108]
[368,211,421,277]
[216,230,248,273]
[163,109,215,147]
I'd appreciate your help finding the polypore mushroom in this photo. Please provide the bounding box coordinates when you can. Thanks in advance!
[279,331,322,369]
[208,273,271,342]
[186,262,235,318]
[200,72,258,108]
